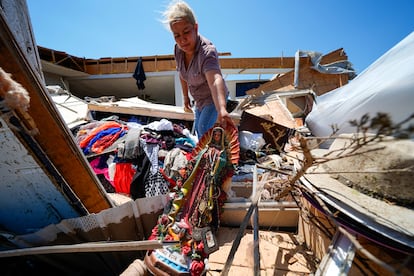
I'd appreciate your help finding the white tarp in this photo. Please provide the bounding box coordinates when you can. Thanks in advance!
[305,32,414,138]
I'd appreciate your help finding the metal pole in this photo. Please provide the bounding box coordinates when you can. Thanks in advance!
[222,165,263,275]
[253,165,260,275]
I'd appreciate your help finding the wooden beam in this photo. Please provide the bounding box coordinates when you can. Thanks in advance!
[88,103,195,122]
[81,56,298,75]
[39,45,298,74]
[219,57,296,69]
[0,240,164,258]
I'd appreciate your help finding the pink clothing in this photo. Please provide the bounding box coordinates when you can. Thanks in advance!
[89,157,113,186]
[175,35,228,110]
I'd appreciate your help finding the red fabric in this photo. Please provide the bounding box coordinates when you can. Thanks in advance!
[91,125,127,154]
[190,259,204,276]
[159,168,176,188]
[196,241,204,253]
[181,244,191,256]
[113,163,136,195]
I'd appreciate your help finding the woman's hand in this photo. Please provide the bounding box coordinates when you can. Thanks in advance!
[217,109,233,129]
[183,97,193,113]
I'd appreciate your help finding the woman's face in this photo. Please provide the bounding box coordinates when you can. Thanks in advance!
[170,19,198,54]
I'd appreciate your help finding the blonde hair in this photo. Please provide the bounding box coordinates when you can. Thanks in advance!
[162,0,197,28]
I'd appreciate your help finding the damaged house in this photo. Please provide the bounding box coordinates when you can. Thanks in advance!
[0,0,413,275]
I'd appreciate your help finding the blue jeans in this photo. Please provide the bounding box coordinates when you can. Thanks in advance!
[194,103,217,139]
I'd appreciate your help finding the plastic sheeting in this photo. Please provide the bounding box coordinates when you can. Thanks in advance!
[305,32,414,139]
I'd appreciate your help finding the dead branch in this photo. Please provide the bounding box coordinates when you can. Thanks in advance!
[267,112,414,273]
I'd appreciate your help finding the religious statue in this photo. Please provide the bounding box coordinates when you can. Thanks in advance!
[145,124,239,276]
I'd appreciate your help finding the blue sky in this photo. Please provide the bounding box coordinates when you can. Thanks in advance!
[26,0,414,74]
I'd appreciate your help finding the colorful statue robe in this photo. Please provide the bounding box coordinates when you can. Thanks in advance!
[145,125,239,276]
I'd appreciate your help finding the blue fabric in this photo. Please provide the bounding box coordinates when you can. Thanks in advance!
[195,102,217,138]
[154,250,189,273]
[83,127,121,154]
[175,137,195,147]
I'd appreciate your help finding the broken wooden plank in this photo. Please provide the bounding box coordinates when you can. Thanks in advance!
[0,240,164,258]
[88,101,195,122]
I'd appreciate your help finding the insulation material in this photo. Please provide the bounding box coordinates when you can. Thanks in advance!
[0,67,30,111]
[306,32,414,139]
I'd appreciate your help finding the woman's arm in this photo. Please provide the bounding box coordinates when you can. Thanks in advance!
[205,70,232,126]
[180,76,192,112]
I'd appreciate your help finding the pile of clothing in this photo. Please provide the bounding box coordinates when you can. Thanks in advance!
[74,117,198,200]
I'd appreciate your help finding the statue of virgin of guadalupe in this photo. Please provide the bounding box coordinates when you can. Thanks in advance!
[145,124,239,276]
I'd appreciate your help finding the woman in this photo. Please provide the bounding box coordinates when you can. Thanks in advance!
[163,1,232,138]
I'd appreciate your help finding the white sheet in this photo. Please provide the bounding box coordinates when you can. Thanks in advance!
[306,32,414,139]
